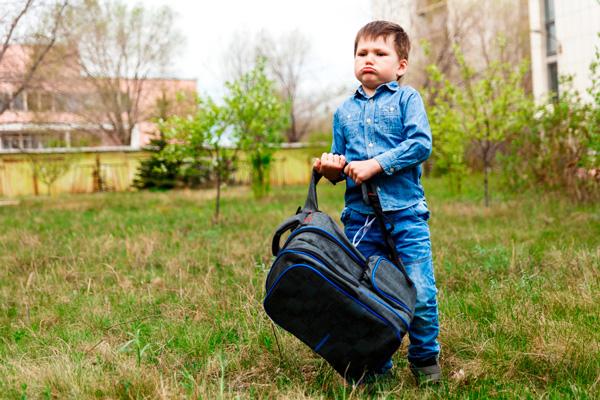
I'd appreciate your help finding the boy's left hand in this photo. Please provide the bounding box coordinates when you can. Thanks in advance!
[344,159,383,185]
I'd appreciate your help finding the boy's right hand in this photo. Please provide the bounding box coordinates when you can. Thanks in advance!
[313,153,346,182]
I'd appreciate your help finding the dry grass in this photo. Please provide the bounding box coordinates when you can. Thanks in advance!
[1,178,599,399]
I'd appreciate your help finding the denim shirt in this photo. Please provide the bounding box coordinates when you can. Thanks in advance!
[331,81,432,214]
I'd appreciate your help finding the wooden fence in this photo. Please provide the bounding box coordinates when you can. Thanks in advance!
[0,144,328,197]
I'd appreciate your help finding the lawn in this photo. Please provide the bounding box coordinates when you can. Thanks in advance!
[0,176,598,399]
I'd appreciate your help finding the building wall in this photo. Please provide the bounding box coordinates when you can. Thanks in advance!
[529,0,600,102]
[372,0,531,90]
[0,45,197,150]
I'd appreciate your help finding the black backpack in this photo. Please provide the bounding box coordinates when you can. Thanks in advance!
[263,171,417,382]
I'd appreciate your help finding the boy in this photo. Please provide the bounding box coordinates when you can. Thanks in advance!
[313,21,441,385]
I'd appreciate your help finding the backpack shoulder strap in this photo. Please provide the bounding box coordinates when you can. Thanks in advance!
[362,182,413,285]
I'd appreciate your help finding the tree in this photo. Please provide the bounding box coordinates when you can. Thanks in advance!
[28,153,73,195]
[426,42,532,206]
[423,63,467,193]
[257,30,312,142]
[64,0,181,145]
[162,97,237,222]
[224,59,289,198]
[223,30,326,143]
[0,0,69,116]
[500,57,599,202]
[372,0,531,91]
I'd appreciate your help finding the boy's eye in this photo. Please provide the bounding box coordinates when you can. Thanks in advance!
[377,52,387,56]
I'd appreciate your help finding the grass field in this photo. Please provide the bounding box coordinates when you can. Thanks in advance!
[1,176,598,399]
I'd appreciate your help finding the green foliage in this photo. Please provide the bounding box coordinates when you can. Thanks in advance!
[224,58,289,198]
[161,96,238,220]
[132,137,184,190]
[29,155,74,196]
[499,42,600,202]
[119,328,151,367]
[426,40,533,205]
[424,64,467,193]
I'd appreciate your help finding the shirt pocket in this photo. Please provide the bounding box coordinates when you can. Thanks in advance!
[377,103,404,139]
[340,111,362,139]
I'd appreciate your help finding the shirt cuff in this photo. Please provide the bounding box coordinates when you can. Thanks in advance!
[374,153,397,175]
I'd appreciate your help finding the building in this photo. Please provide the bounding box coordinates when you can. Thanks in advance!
[528,0,600,102]
[371,0,532,90]
[372,0,599,102]
[0,45,197,152]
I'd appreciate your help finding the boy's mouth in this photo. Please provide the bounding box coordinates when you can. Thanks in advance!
[362,67,376,74]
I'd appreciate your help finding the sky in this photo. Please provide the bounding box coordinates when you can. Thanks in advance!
[142,0,373,98]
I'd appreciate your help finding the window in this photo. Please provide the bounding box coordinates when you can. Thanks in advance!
[0,92,9,110]
[40,92,54,111]
[54,93,67,112]
[27,91,40,111]
[544,0,557,56]
[11,92,25,111]
[547,62,559,100]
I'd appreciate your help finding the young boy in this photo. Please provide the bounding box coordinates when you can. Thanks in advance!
[313,21,441,385]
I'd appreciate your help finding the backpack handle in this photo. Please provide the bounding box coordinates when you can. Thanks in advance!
[303,169,322,211]
[272,170,321,256]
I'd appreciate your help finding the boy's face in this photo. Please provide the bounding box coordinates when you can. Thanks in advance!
[354,35,407,93]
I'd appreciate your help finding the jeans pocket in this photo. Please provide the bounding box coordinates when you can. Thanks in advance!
[340,207,352,224]
[410,200,430,222]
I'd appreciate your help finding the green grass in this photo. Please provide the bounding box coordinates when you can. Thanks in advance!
[0,176,598,399]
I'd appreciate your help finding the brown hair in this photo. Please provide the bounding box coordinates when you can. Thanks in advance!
[354,20,411,61]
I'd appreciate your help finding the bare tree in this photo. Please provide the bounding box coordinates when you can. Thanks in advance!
[221,30,262,82]
[0,0,69,116]
[371,0,531,91]
[63,0,182,145]
[257,30,312,142]
[223,30,317,143]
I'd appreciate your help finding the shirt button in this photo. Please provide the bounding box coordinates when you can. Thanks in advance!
[366,118,371,124]
[368,142,373,147]
[377,186,381,192]
[369,99,374,104]
[390,167,395,172]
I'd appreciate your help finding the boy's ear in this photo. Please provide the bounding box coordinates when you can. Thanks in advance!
[397,59,408,79]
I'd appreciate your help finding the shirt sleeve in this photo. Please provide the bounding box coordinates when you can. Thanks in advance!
[374,91,432,175]
[330,110,345,155]
[327,110,346,184]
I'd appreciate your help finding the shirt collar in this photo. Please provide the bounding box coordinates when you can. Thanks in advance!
[354,81,399,99]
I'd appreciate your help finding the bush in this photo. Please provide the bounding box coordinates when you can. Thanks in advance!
[500,77,599,202]
[133,138,211,190]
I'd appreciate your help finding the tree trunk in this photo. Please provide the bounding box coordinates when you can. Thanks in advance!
[32,164,39,196]
[215,170,221,223]
[483,149,490,207]
[92,154,104,192]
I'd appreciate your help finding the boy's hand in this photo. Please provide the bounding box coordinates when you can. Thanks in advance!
[344,159,383,185]
[313,153,346,182]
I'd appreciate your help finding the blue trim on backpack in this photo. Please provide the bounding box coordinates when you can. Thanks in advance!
[266,249,328,293]
[264,263,400,338]
[267,249,354,294]
[314,333,331,352]
[364,292,409,333]
[371,258,413,315]
[284,226,366,267]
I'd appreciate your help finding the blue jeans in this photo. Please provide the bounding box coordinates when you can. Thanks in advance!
[341,201,440,364]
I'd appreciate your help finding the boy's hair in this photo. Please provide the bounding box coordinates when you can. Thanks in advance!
[354,20,411,61]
